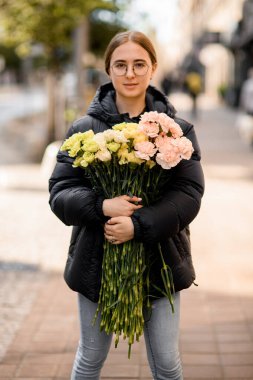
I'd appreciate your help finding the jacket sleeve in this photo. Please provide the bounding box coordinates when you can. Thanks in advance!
[131,122,205,243]
[48,121,106,227]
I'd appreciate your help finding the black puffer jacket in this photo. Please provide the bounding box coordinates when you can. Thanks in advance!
[49,82,205,302]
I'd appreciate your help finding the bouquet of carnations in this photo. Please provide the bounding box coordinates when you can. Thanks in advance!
[60,111,193,357]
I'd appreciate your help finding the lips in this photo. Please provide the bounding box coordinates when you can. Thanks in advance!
[123,83,138,88]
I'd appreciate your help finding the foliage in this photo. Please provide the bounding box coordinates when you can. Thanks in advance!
[0,0,117,70]
[217,83,228,99]
[0,45,21,70]
[89,9,127,56]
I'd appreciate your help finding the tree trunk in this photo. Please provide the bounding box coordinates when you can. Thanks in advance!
[74,17,89,111]
[46,70,57,144]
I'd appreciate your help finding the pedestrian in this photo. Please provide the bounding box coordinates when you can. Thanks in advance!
[49,30,205,380]
[239,67,253,116]
[184,70,203,118]
[160,71,173,96]
[236,67,253,146]
[182,49,205,119]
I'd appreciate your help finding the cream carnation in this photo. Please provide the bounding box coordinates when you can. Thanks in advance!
[103,129,116,142]
[93,133,106,149]
[95,149,111,162]
[111,130,128,143]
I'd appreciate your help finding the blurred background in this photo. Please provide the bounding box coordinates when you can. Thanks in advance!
[0,0,252,163]
[0,1,253,378]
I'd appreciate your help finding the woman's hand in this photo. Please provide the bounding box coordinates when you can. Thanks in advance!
[104,216,134,244]
[102,195,142,218]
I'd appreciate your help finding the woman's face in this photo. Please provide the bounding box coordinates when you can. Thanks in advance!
[108,41,156,101]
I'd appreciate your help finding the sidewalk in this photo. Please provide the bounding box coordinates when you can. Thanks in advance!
[1,272,253,379]
[0,97,253,379]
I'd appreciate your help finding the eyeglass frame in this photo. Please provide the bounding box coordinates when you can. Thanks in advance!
[110,61,150,77]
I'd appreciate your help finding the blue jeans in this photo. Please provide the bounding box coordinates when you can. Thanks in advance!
[71,292,183,380]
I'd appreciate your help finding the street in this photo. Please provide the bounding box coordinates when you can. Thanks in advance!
[0,86,46,124]
[0,92,253,379]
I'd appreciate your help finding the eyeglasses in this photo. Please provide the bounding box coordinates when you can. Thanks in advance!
[110,62,150,76]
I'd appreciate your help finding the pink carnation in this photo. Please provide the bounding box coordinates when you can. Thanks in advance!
[139,121,159,138]
[134,141,157,160]
[140,111,183,138]
[140,111,160,123]
[168,121,183,138]
[155,138,181,169]
[178,136,194,159]
[157,113,172,133]
[155,134,169,148]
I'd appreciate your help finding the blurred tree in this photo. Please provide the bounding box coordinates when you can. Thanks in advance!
[0,45,22,82]
[0,0,118,143]
[0,45,21,70]
[89,8,126,56]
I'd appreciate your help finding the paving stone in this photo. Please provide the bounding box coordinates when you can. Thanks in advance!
[218,342,253,354]
[0,364,17,377]
[55,364,72,377]
[101,364,140,378]
[220,353,253,366]
[0,270,46,361]
[15,363,58,377]
[183,365,223,378]
[139,365,152,378]
[182,353,220,365]
[223,365,253,378]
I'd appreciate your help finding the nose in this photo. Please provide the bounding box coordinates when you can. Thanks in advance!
[125,65,135,78]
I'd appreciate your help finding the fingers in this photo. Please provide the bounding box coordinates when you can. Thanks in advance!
[104,216,134,244]
[128,196,142,203]
[104,233,120,244]
[120,195,142,203]
[106,217,119,225]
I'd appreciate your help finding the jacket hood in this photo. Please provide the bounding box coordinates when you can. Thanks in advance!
[86,82,176,127]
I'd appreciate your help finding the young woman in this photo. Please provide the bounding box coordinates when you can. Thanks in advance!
[49,31,205,380]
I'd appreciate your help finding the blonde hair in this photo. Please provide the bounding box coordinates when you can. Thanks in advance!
[104,31,157,74]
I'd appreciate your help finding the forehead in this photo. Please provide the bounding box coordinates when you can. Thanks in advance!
[110,41,151,63]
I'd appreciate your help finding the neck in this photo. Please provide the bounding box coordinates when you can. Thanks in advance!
[116,94,146,118]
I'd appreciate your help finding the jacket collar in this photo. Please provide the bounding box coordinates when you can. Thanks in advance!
[87,82,176,127]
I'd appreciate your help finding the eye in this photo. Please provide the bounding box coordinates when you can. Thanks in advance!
[114,63,127,69]
[134,62,146,69]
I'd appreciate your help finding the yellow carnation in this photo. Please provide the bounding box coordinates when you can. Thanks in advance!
[61,133,83,156]
[117,146,129,161]
[146,160,156,169]
[112,122,128,131]
[133,132,148,144]
[106,142,121,152]
[122,124,139,139]
[69,141,82,157]
[60,130,95,157]
[72,156,83,167]
[82,140,99,153]
[80,152,95,167]
[82,130,95,140]
[126,151,144,165]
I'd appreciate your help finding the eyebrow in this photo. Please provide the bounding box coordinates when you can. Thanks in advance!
[113,59,147,64]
